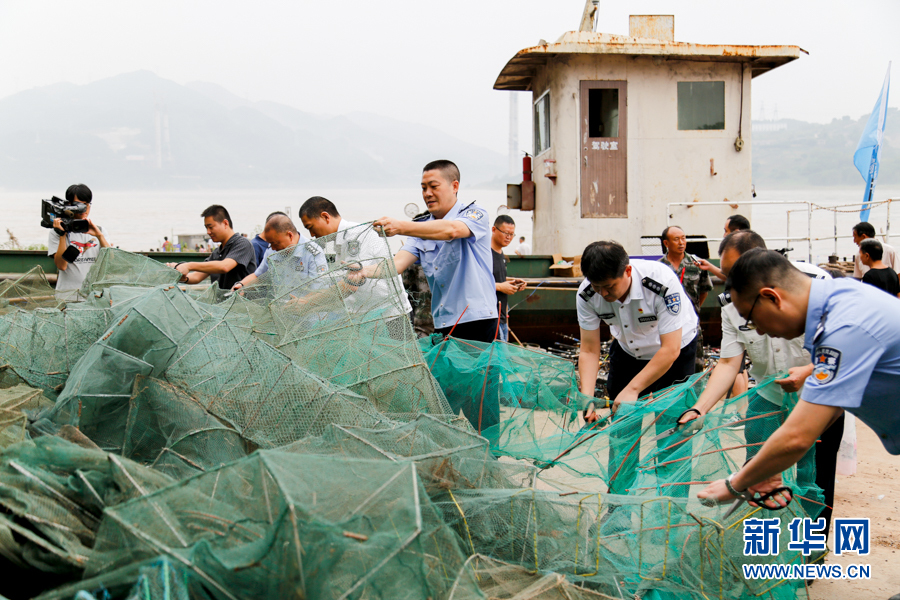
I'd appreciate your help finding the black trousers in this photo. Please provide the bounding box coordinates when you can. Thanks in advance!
[606,335,699,494]
[435,318,498,344]
[815,414,844,537]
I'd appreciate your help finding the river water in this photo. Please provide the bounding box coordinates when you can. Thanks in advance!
[1,186,897,264]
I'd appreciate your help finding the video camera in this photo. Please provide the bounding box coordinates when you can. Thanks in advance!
[40,196,89,234]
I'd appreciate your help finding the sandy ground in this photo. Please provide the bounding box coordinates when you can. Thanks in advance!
[811,421,900,599]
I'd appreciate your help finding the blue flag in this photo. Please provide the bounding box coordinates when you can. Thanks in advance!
[855,63,891,222]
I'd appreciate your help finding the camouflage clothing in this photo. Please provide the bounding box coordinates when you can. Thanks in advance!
[658,254,712,315]
[402,263,434,339]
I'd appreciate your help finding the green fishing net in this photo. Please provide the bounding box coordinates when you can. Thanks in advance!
[0,232,820,600]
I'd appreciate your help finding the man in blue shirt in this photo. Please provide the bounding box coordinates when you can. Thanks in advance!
[372,160,498,343]
[699,249,900,514]
[232,214,326,294]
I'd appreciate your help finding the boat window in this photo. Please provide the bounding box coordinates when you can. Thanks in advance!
[677,81,725,130]
[587,89,619,138]
[534,92,550,155]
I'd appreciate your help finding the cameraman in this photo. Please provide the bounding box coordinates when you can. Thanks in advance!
[47,184,110,301]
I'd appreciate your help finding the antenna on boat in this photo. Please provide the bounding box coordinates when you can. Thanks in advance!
[578,0,600,32]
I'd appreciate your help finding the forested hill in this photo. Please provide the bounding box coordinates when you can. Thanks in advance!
[752,108,898,188]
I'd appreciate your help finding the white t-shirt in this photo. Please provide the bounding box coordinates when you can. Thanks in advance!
[514,242,532,256]
[576,259,699,360]
[47,227,106,301]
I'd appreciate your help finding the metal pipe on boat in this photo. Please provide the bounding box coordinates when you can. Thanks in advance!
[807,203,813,263]
[834,209,838,257]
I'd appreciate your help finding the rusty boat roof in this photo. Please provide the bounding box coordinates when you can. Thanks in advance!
[494,30,804,91]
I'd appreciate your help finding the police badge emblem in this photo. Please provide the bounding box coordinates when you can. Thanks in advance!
[294,261,304,272]
[812,346,841,384]
[462,208,485,221]
[317,264,327,274]
[347,239,360,257]
[664,293,681,315]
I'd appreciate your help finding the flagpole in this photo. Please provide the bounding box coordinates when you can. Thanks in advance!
[856,63,891,223]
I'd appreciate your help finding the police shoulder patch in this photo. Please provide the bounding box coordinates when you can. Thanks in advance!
[812,346,841,384]
[664,293,681,315]
[462,208,485,222]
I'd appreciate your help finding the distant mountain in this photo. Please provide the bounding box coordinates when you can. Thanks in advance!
[752,108,898,188]
[0,72,507,190]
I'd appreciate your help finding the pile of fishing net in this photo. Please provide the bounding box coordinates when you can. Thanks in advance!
[0,229,821,600]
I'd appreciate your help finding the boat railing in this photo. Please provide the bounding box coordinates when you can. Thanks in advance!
[666,198,897,263]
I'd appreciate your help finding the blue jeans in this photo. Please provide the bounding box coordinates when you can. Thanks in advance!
[497,322,509,342]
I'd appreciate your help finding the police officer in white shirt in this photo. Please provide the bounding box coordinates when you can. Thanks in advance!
[577,241,699,494]
[681,230,843,539]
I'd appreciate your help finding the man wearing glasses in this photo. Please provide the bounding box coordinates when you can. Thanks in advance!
[680,231,842,544]
[698,249,900,530]
[491,215,526,342]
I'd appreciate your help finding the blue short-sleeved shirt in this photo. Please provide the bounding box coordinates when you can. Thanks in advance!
[802,277,900,455]
[255,235,328,280]
[400,198,498,328]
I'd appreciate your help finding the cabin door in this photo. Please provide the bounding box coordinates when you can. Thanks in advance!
[580,80,627,218]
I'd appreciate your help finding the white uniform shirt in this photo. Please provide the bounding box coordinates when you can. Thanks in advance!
[47,227,106,301]
[576,259,699,360]
[718,260,830,405]
[792,261,830,279]
[336,220,412,316]
[720,304,810,406]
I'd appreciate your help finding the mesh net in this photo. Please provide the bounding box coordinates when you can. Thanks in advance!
[77,248,183,301]
[0,233,820,600]
[86,453,483,600]
[0,266,63,314]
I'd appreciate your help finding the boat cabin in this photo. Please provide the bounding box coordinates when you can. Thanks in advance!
[497,9,802,256]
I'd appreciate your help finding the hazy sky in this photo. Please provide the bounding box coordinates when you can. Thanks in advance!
[0,0,897,155]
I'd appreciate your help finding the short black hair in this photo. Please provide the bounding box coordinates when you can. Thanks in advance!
[519,236,525,242]
[726,214,750,231]
[264,214,298,235]
[660,225,684,252]
[494,215,515,228]
[423,160,460,184]
[299,197,340,220]
[201,205,233,229]
[581,241,629,282]
[853,222,876,238]
[266,211,287,222]
[65,184,93,204]
[726,248,805,297]
[821,266,846,279]
[860,238,884,261]
[718,229,767,256]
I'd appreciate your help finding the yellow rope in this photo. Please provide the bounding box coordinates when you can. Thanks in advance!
[447,489,476,556]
